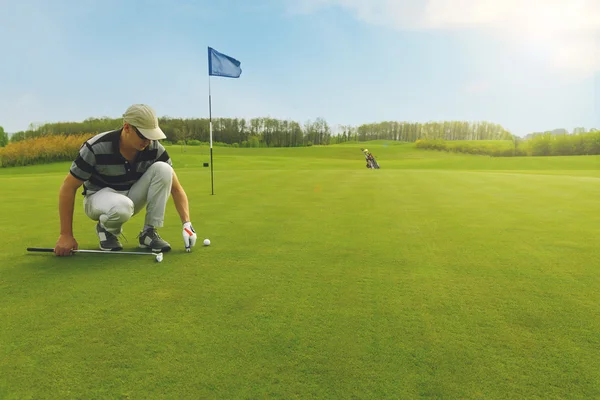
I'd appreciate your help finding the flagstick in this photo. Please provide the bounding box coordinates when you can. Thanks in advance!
[209,75,214,195]
[207,46,241,196]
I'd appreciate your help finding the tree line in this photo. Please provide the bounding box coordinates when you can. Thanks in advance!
[5,117,514,147]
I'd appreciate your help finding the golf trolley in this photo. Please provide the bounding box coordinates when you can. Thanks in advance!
[361,148,380,169]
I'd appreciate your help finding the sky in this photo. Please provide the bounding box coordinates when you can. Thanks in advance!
[1,0,599,137]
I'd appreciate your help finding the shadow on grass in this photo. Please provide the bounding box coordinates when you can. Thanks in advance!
[20,251,163,273]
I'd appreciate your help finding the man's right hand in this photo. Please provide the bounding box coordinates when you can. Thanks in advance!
[54,234,78,256]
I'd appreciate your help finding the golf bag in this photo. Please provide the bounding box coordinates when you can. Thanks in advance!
[361,148,380,169]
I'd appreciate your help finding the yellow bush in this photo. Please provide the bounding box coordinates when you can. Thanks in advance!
[0,133,95,167]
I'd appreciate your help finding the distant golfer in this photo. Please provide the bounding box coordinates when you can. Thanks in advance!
[54,104,197,256]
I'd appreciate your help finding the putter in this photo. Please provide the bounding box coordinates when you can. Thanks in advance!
[26,247,164,262]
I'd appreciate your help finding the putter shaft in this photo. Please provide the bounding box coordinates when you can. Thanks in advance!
[27,247,161,256]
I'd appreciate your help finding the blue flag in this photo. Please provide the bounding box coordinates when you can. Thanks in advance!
[208,47,242,78]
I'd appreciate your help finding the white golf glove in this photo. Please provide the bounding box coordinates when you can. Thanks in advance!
[182,222,197,252]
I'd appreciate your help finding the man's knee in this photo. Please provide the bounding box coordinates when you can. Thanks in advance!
[107,197,135,223]
[148,161,173,182]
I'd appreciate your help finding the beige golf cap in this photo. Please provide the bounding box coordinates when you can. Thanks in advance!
[122,104,166,140]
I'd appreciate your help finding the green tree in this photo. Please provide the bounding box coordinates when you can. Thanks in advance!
[0,126,8,147]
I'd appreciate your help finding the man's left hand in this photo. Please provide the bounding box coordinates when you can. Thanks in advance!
[182,222,197,252]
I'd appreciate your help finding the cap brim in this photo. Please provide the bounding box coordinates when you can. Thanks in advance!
[137,126,166,140]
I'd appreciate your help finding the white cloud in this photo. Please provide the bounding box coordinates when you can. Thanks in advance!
[286,0,600,76]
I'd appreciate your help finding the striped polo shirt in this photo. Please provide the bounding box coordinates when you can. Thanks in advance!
[69,129,172,195]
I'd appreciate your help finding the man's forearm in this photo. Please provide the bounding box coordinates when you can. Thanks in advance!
[59,184,77,236]
[171,189,190,223]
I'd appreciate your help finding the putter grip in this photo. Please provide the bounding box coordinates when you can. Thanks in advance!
[26,247,55,252]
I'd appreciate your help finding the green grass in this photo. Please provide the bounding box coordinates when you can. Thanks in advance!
[1,142,599,398]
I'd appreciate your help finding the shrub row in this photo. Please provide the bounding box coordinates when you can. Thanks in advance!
[0,133,95,167]
[416,131,600,157]
[415,139,522,156]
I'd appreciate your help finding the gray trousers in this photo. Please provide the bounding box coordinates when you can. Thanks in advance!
[83,162,173,235]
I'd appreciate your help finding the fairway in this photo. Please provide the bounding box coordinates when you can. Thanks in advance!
[1,142,599,399]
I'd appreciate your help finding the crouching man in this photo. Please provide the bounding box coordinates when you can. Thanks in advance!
[54,104,197,256]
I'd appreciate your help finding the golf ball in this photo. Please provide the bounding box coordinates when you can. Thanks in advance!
[203,239,211,246]
[156,253,163,262]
